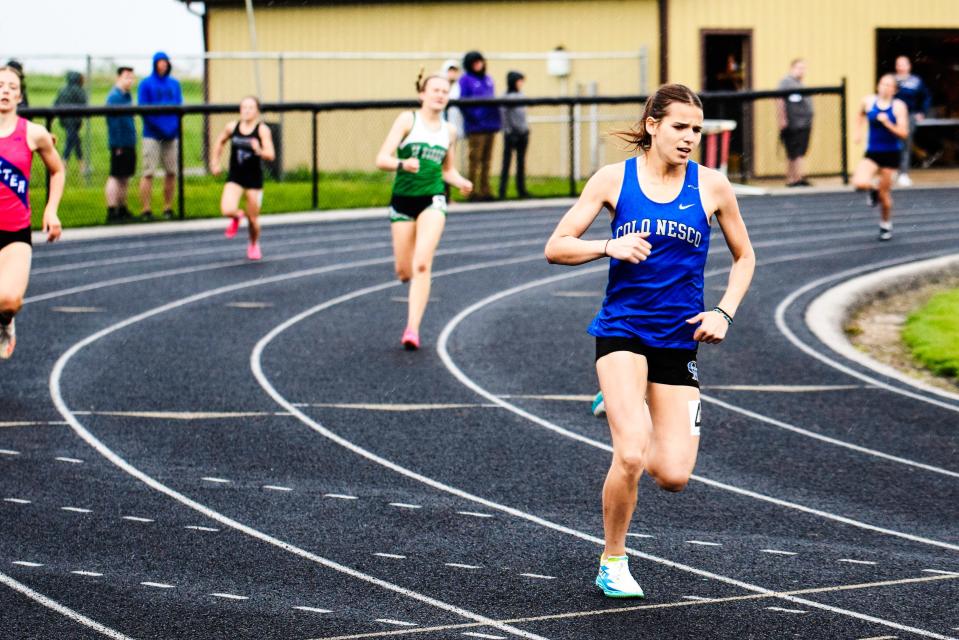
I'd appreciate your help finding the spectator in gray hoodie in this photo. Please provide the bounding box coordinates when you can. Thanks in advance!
[54,71,87,164]
[499,71,530,199]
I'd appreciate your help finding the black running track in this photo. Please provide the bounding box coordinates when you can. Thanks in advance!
[2,189,957,640]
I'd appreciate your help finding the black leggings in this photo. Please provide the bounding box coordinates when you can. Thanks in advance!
[499,132,529,198]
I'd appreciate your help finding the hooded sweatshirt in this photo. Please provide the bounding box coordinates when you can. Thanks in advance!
[501,71,528,136]
[53,71,87,130]
[457,51,501,134]
[138,52,183,140]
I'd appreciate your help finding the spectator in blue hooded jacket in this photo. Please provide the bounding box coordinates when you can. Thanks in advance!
[137,51,182,220]
[458,51,501,201]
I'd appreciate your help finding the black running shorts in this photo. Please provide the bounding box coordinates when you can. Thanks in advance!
[0,226,32,250]
[865,151,900,169]
[780,127,811,160]
[109,146,136,178]
[595,336,699,388]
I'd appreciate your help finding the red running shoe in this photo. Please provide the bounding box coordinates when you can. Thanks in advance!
[401,327,420,350]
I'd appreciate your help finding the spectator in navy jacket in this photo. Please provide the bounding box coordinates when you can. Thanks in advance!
[458,51,501,201]
[138,51,182,220]
[105,67,136,223]
[894,55,932,186]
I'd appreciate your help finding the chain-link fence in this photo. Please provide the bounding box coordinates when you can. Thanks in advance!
[20,84,847,229]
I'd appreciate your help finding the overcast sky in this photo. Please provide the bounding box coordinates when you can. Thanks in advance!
[2,0,206,76]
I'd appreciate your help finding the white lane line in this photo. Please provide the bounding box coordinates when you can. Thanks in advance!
[776,251,959,414]
[263,485,293,492]
[12,561,43,567]
[498,394,594,402]
[682,595,710,601]
[306,403,488,411]
[463,633,506,639]
[706,384,865,392]
[552,290,600,298]
[141,582,175,589]
[0,422,67,428]
[121,516,154,523]
[75,410,275,420]
[437,263,959,553]
[766,606,807,614]
[201,477,231,484]
[445,563,482,570]
[519,574,556,580]
[389,503,422,509]
[838,559,878,566]
[376,619,418,627]
[0,449,21,455]
[308,575,959,640]
[923,570,959,576]
[226,302,273,309]
[373,553,407,559]
[457,511,494,519]
[857,636,898,639]
[185,525,220,532]
[4,498,31,504]
[52,256,551,640]
[294,606,333,613]
[324,493,359,500]
[626,533,655,539]
[61,507,92,514]
[0,570,134,639]
[50,306,104,313]
[71,571,104,577]
[702,394,959,480]
[686,540,722,547]
[211,593,248,600]
[55,457,84,464]
[761,549,798,556]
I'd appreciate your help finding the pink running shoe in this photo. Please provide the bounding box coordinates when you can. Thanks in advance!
[225,214,243,239]
[401,327,420,350]
[247,242,262,260]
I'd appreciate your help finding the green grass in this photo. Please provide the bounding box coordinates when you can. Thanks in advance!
[902,288,959,381]
[29,170,584,228]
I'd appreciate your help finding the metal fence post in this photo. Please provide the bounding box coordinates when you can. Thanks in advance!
[45,116,54,199]
[568,102,576,196]
[840,78,849,185]
[312,109,319,209]
[178,113,185,219]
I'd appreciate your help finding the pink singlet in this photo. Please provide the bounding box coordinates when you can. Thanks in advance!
[0,117,32,232]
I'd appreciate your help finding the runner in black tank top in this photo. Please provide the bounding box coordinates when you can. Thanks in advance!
[210,96,275,260]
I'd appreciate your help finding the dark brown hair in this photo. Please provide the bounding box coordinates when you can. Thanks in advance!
[613,83,702,151]
[240,95,261,110]
[0,65,24,85]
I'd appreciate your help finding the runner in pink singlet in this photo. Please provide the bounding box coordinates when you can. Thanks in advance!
[0,65,64,360]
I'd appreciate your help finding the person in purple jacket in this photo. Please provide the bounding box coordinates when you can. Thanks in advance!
[458,51,501,201]
[138,51,182,220]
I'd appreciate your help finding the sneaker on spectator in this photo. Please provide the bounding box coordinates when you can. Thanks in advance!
[896,173,913,187]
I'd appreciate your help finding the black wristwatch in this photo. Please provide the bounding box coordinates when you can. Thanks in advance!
[397,160,404,172]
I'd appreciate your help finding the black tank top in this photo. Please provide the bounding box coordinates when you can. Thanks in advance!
[227,121,264,188]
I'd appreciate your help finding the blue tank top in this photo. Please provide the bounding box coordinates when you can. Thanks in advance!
[867,99,902,153]
[588,157,711,350]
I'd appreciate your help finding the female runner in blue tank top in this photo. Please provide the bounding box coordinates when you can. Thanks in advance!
[545,84,755,598]
[851,74,908,241]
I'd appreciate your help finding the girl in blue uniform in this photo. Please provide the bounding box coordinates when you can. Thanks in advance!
[545,84,755,598]
[851,74,909,241]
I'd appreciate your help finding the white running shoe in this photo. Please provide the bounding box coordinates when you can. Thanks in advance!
[897,173,913,187]
[595,555,645,598]
[0,319,16,360]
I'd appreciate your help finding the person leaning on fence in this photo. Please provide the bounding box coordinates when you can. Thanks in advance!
[893,55,932,186]
[499,70,530,199]
[776,59,813,187]
[458,51,501,201]
[54,71,88,168]
[138,51,182,220]
[105,67,137,224]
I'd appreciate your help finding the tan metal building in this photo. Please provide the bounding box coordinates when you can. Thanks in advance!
[188,0,959,180]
